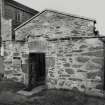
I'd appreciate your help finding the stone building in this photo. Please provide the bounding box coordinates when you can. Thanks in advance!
[0,0,38,75]
[0,0,105,97]
[0,0,38,40]
[2,9,105,96]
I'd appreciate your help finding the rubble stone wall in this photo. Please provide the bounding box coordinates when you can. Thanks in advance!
[46,38,104,96]
[10,10,104,96]
[3,41,29,84]
[3,37,104,96]
[15,10,95,40]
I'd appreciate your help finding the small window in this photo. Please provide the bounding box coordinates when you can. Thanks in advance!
[16,12,22,22]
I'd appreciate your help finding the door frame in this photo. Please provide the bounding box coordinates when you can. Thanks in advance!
[28,52,46,88]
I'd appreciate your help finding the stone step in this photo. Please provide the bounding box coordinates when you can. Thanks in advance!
[17,85,46,96]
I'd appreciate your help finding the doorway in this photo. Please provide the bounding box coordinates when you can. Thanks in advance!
[28,53,46,90]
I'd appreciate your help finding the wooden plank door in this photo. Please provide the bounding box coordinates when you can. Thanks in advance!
[28,53,45,90]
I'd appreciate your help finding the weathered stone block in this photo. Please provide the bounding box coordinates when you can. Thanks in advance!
[72,50,82,53]
[89,46,103,51]
[65,68,74,74]
[58,80,65,86]
[57,54,63,57]
[4,70,13,75]
[66,54,72,56]
[86,63,101,70]
[6,73,25,83]
[22,64,28,73]
[4,61,12,64]
[58,78,66,80]
[58,70,64,75]
[10,77,19,82]
[13,52,20,57]
[46,57,55,68]
[71,30,80,34]
[71,73,86,79]
[55,31,63,34]
[96,84,103,90]
[76,57,89,63]
[90,79,102,82]
[61,58,67,61]
[81,84,86,89]
[49,71,55,77]
[4,52,9,56]
[48,78,57,85]
[69,78,82,82]
[49,73,55,77]
[59,75,70,77]
[63,63,70,67]
[82,51,103,57]
[79,45,88,49]
[72,87,79,92]
[86,81,96,88]
[12,66,21,71]
[58,50,64,53]
[72,64,82,68]
[22,53,28,58]
[92,58,104,65]
[77,69,87,72]
[87,72,101,79]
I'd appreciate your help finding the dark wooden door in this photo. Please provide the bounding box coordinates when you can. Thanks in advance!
[28,53,46,90]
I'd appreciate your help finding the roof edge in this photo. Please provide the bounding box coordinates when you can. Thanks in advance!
[5,0,39,15]
[14,10,46,31]
[46,9,96,22]
[14,9,96,31]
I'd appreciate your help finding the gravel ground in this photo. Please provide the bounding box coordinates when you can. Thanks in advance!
[0,80,105,105]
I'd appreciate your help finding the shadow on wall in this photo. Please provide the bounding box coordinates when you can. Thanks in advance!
[0,56,4,80]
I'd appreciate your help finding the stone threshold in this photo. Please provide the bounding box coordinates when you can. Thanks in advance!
[17,85,46,96]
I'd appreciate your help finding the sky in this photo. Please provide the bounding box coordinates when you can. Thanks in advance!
[15,0,105,35]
